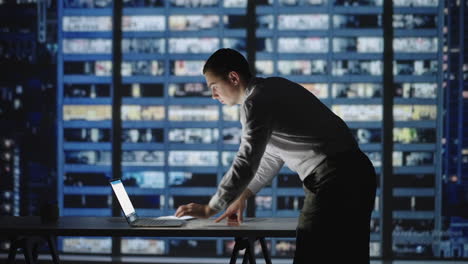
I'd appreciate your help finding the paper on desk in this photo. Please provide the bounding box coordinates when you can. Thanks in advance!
[156,215,196,220]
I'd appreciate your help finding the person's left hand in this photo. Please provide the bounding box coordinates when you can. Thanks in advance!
[175,203,217,218]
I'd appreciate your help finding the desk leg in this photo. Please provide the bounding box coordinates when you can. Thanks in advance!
[246,237,256,264]
[23,238,35,264]
[259,237,272,264]
[47,235,60,264]
[7,238,18,264]
[229,238,241,264]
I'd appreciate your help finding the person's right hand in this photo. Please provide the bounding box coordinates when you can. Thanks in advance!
[214,188,253,224]
[214,195,247,224]
[174,203,217,219]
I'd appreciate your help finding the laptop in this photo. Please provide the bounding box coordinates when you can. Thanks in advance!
[109,178,185,227]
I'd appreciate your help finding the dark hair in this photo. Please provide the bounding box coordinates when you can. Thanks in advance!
[203,48,252,81]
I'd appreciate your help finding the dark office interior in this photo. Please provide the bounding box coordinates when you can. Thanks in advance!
[0,0,467,263]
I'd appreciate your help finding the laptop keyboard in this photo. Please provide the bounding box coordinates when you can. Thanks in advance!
[132,218,183,226]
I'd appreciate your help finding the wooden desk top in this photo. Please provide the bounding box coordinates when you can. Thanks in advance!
[0,216,298,238]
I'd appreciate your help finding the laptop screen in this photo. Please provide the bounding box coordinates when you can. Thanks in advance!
[110,179,136,217]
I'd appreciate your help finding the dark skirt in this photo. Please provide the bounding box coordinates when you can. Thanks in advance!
[293,149,377,264]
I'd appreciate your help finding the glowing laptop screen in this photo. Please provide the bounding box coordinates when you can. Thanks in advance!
[110,179,136,217]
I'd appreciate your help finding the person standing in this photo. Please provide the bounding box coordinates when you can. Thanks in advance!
[175,48,377,263]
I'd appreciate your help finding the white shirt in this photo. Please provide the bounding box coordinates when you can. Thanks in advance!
[208,77,357,211]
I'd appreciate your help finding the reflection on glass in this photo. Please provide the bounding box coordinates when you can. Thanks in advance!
[171,0,219,7]
[370,242,381,257]
[279,0,327,6]
[351,128,381,144]
[169,15,220,31]
[168,128,219,144]
[63,0,112,8]
[332,60,382,75]
[332,105,437,121]
[256,196,272,210]
[393,105,437,121]
[365,151,435,167]
[121,105,165,121]
[334,0,381,6]
[64,128,111,142]
[63,105,111,121]
[63,39,111,54]
[168,151,218,166]
[224,15,248,29]
[65,172,109,186]
[63,38,165,54]
[223,38,246,51]
[223,127,242,144]
[172,60,205,76]
[393,14,437,29]
[62,238,111,253]
[333,37,383,53]
[275,240,296,257]
[394,128,436,144]
[168,83,211,97]
[256,60,274,75]
[169,239,217,256]
[68,60,164,76]
[222,151,236,166]
[168,105,218,121]
[394,38,438,53]
[393,0,438,7]
[257,15,274,29]
[277,196,304,210]
[278,60,327,75]
[122,171,165,188]
[222,105,240,121]
[168,38,219,53]
[392,218,434,257]
[64,84,110,98]
[393,174,434,188]
[121,61,164,76]
[301,83,328,98]
[121,238,165,255]
[122,38,165,54]
[122,128,164,143]
[278,14,329,30]
[334,15,381,29]
[65,150,111,165]
[63,16,112,31]
[394,60,438,76]
[64,194,110,208]
[224,0,273,7]
[169,172,217,187]
[278,38,328,53]
[394,83,437,98]
[122,84,164,98]
[122,16,165,31]
[332,83,381,98]
[332,105,382,121]
[122,151,165,166]
[123,0,164,7]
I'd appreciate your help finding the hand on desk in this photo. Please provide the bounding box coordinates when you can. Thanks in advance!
[175,188,253,225]
[214,188,253,225]
[174,203,217,219]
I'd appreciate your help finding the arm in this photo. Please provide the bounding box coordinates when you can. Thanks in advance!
[246,149,284,194]
[209,88,275,211]
[215,149,284,223]
[174,149,283,220]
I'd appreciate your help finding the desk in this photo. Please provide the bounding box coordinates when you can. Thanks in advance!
[0,216,298,264]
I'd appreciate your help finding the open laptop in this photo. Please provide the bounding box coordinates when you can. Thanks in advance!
[109,178,184,227]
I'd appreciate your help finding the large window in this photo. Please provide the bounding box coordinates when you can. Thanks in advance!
[57,0,448,260]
